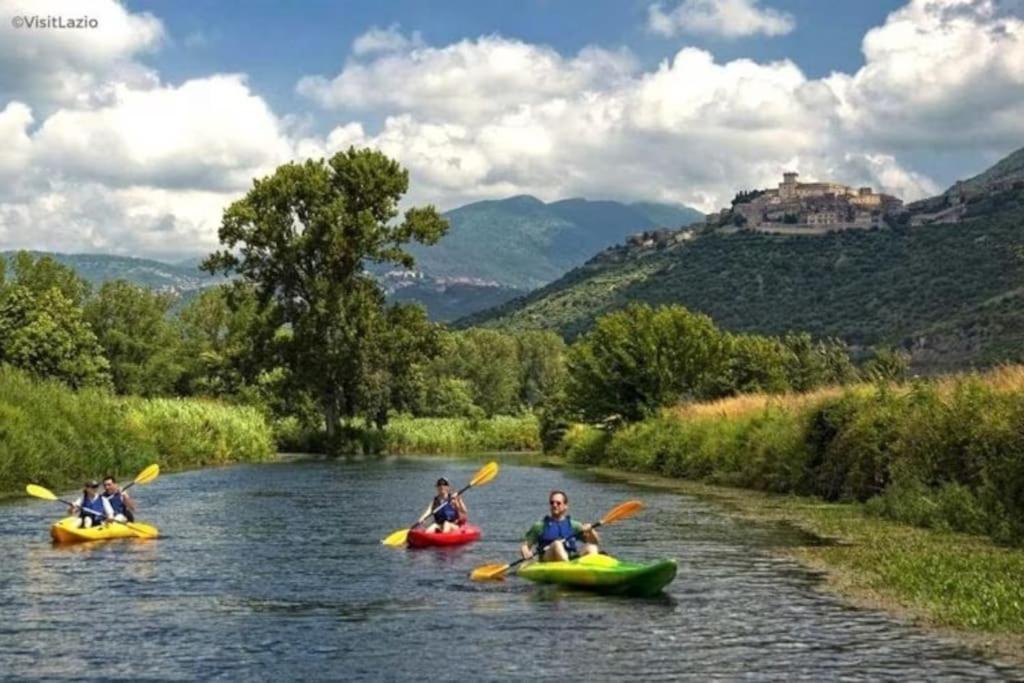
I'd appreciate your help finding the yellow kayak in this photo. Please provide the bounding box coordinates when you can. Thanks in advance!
[50,516,159,543]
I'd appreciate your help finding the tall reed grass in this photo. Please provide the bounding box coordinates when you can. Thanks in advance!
[0,366,274,496]
[562,365,1024,545]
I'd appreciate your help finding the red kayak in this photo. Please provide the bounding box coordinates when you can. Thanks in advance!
[407,524,482,548]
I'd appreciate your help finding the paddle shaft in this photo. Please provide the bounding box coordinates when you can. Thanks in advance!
[60,497,143,530]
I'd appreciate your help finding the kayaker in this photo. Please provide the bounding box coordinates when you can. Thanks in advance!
[519,490,600,562]
[421,477,468,533]
[68,481,114,528]
[101,475,136,522]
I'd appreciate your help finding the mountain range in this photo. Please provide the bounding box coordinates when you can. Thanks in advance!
[409,196,703,290]
[2,196,702,322]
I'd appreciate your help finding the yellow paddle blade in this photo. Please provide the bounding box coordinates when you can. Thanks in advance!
[133,464,160,486]
[600,500,645,525]
[381,528,409,547]
[26,484,58,501]
[468,461,499,488]
[469,563,511,582]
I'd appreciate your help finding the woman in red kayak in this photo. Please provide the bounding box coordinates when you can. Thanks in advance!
[421,477,468,533]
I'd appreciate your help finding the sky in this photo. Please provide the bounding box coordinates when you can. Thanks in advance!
[1,0,1022,260]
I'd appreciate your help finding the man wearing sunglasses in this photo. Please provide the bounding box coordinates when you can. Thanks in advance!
[519,490,600,562]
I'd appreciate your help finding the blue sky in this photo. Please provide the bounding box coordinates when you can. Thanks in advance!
[1,0,1022,258]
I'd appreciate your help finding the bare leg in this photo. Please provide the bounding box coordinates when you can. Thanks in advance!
[423,522,440,533]
[579,543,599,556]
[442,521,458,533]
[543,540,570,562]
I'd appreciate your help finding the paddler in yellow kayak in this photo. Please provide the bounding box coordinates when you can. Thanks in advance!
[67,480,114,528]
[421,477,469,533]
[519,489,599,562]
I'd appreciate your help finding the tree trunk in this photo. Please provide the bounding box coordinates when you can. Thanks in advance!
[323,392,339,454]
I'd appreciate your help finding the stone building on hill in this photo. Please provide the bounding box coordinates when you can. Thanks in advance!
[722,173,903,233]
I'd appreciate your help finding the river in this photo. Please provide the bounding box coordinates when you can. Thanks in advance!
[2,457,1020,681]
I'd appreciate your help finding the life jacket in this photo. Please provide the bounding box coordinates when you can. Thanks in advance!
[538,514,577,554]
[81,494,106,524]
[432,494,459,524]
[104,491,134,522]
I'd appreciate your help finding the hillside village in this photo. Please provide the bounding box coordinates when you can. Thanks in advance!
[708,172,904,234]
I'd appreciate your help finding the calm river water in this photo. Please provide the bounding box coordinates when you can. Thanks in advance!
[2,457,1021,681]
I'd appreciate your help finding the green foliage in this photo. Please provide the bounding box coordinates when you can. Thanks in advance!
[0,366,273,496]
[8,251,91,306]
[382,414,540,454]
[85,280,183,396]
[567,304,728,421]
[563,304,854,423]
[561,373,1024,546]
[0,286,111,389]
[782,332,857,391]
[202,148,448,450]
[863,346,911,383]
[420,378,477,418]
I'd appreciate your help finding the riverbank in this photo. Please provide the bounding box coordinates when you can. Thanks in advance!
[275,414,542,455]
[575,463,1024,667]
[0,367,276,498]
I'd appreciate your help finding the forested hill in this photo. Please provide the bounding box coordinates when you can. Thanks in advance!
[0,251,223,292]
[459,151,1024,372]
[409,195,703,289]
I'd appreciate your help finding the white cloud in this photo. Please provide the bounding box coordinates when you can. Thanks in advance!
[0,0,164,106]
[826,0,1024,150]
[297,31,637,121]
[352,25,425,56]
[647,0,795,38]
[32,75,293,191]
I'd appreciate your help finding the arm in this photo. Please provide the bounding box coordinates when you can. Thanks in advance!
[520,521,542,559]
[123,491,137,513]
[573,520,599,545]
[102,497,115,521]
[68,496,82,515]
[454,494,468,517]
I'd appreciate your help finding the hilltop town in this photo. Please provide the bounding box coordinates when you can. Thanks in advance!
[707,172,904,234]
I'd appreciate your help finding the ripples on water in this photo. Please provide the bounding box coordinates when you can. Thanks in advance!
[2,458,1021,681]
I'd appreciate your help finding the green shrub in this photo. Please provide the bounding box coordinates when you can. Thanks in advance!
[0,366,274,496]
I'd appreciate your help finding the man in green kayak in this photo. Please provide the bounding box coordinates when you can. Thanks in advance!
[519,490,599,562]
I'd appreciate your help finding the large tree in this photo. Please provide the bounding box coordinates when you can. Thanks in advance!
[84,280,182,396]
[203,148,448,449]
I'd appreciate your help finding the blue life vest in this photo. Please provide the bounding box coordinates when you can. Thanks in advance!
[104,492,133,522]
[432,495,459,524]
[81,495,106,523]
[538,514,577,554]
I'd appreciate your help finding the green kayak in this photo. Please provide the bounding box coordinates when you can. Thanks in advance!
[517,553,677,597]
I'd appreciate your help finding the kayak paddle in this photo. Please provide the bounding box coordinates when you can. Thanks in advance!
[381,461,500,547]
[122,463,160,491]
[25,463,161,538]
[469,499,644,582]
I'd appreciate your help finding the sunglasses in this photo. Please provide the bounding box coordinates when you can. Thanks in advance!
[549,499,565,506]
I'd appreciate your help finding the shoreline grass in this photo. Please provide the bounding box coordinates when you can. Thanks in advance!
[0,366,275,498]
